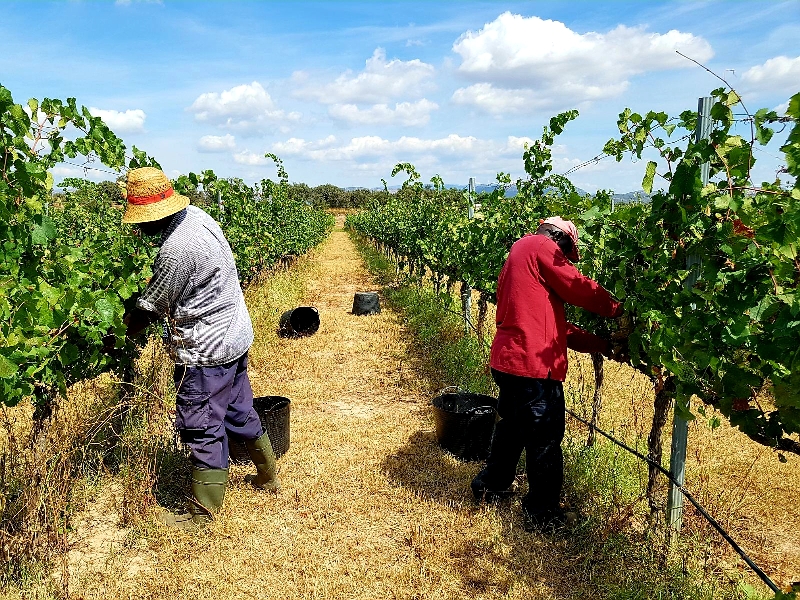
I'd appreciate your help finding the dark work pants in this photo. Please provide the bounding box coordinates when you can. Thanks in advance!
[473,368,566,516]
[174,353,263,470]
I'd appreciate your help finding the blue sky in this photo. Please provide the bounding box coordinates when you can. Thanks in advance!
[1,0,798,192]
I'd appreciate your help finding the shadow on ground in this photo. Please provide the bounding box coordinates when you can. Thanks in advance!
[381,430,484,505]
[380,427,708,599]
[151,444,193,512]
[380,428,606,598]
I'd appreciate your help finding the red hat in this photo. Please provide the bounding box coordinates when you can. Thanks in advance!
[542,216,580,261]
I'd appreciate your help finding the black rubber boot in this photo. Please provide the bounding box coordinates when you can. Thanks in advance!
[244,432,280,492]
[471,472,516,503]
[522,507,578,534]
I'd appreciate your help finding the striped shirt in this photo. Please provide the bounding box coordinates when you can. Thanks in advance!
[137,205,254,366]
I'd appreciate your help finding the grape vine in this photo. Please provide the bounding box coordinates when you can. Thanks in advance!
[0,84,333,409]
[347,88,800,453]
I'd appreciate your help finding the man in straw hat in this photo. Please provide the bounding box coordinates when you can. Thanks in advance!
[471,216,625,532]
[120,167,279,531]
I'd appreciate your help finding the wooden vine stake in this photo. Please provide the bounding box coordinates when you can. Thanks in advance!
[647,370,674,517]
[588,352,604,446]
[476,292,489,340]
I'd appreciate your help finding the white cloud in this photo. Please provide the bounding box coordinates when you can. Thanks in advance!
[188,82,301,132]
[233,150,269,165]
[774,100,790,115]
[89,107,146,133]
[268,134,533,162]
[328,99,439,126]
[51,165,86,177]
[450,13,712,112]
[197,134,236,153]
[293,48,435,104]
[453,84,564,115]
[741,55,800,94]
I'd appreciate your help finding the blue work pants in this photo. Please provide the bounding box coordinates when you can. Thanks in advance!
[173,353,263,470]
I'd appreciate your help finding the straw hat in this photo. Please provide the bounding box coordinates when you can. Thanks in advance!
[121,167,190,224]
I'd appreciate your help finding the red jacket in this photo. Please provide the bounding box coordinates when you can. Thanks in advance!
[490,233,621,381]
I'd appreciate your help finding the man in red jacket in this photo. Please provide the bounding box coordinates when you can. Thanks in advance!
[471,216,622,532]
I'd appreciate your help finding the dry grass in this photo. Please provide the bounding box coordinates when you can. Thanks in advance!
[0,374,141,599]
[566,354,800,587]
[448,272,800,591]
[5,223,797,599]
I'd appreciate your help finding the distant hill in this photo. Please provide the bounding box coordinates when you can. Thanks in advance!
[376,182,650,203]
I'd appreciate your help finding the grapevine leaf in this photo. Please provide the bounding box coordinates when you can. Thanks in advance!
[31,216,57,245]
[673,396,695,422]
[0,355,18,379]
[724,90,740,107]
[60,343,80,366]
[642,161,657,194]
[94,297,118,327]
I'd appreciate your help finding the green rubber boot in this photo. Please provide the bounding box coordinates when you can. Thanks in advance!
[244,432,280,492]
[158,467,228,531]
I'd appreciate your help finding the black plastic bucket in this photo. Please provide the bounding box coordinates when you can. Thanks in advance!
[352,292,380,315]
[229,396,291,464]
[431,391,498,461]
[278,306,320,337]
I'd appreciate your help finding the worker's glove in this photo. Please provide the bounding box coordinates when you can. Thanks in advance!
[101,328,122,358]
[603,311,632,363]
[124,307,156,340]
[605,337,630,363]
[102,331,116,353]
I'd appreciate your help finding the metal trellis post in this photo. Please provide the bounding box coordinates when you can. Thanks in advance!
[461,178,475,334]
[667,96,712,541]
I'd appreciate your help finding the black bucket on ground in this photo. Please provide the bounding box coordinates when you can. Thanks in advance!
[278,306,320,337]
[352,292,380,315]
[229,396,291,464]
[431,391,498,461]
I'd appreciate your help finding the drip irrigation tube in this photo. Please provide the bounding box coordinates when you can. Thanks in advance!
[564,407,781,595]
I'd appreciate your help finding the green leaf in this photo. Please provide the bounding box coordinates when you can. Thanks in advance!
[642,161,657,194]
[60,343,80,366]
[31,216,57,245]
[94,297,117,326]
[9,102,28,125]
[117,279,138,300]
[786,92,800,118]
[724,90,741,107]
[673,396,695,422]
[0,355,18,379]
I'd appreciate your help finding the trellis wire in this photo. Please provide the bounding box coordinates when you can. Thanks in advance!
[369,233,782,594]
[564,407,781,594]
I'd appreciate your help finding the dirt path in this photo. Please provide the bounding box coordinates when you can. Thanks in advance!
[60,227,797,599]
[64,228,566,599]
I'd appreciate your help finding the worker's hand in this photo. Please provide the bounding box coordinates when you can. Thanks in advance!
[124,307,156,340]
[102,329,117,353]
[605,337,630,363]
